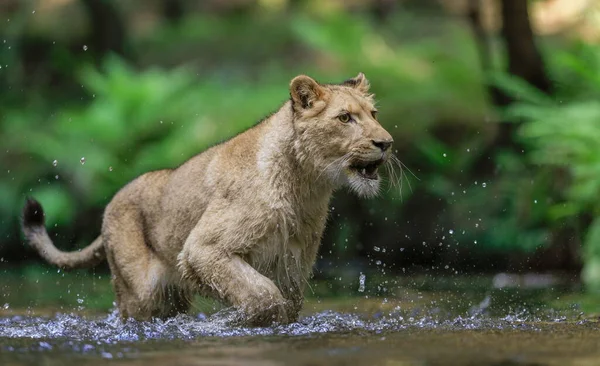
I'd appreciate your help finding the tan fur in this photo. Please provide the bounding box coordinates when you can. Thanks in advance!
[21,73,393,326]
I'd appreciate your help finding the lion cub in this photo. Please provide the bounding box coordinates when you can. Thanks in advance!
[22,73,393,326]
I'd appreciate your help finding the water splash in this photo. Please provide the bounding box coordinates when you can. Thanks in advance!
[0,304,590,362]
[0,306,566,344]
[358,273,366,292]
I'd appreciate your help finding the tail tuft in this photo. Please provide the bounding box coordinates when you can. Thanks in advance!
[23,197,45,227]
[20,197,105,270]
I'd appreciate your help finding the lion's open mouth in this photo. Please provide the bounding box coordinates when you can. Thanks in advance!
[349,159,384,180]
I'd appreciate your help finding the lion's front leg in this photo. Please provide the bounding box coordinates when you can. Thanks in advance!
[278,277,305,323]
[180,243,289,326]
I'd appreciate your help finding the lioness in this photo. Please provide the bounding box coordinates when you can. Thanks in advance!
[22,73,393,326]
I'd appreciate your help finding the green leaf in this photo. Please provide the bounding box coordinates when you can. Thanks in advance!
[488,72,553,106]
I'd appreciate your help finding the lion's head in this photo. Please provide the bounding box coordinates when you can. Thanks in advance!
[289,73,394,198]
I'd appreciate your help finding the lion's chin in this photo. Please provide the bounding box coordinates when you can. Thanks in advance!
[346,171,381,198]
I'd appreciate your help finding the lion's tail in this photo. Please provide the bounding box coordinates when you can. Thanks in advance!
[21,197,106,270]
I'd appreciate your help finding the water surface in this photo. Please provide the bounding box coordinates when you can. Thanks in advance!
[2,269,600,365]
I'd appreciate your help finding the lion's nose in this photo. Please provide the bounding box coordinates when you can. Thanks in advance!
[372,139,393,152]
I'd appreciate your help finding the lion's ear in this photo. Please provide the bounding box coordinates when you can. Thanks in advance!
[290,75,326,109]
[343,72,370,93]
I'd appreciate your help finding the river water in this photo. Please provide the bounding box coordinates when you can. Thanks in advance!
[1,271,599,365]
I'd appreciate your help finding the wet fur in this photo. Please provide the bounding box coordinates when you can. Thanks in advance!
[21,73,393,326]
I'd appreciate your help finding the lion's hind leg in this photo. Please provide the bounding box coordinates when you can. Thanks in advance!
[103,205,191,321]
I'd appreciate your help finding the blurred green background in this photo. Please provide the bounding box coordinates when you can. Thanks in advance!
[2,0,600,296]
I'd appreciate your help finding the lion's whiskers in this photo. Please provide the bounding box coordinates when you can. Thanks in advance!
[383,154,420,200]
[316,153,351,182]
[383,160,396,193]
[392,154,419,180]
[330,154,353,182]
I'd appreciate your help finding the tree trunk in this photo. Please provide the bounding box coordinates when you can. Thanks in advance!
[162,0,185,24]
[501,0,552,94]
[370,0,397,22]
[79,0,128,59]
[467,0,552,173]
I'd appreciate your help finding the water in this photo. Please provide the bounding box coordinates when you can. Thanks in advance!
[0,309,528,342]
[2,270,600,365]
[2,309,600,365]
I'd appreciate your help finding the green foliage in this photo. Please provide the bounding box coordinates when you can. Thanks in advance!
[425,148,553,253]
[494,42,600,291]
[583,218,600,293]
[488,71,554,107]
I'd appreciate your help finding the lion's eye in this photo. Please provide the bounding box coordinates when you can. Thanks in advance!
[338,113,351,123]
[371,111,378,119]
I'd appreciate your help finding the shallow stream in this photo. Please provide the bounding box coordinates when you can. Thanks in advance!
[1,269,599,365]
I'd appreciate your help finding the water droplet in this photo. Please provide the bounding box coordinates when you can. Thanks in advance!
[108,166,113,172]
[358,273,366,292]
[80,157,86,165]
[2,303,9,310]
[444,265,449,269]
[482,182,487,188]
[443,153,447,157]
[534,200,537,204]
[52,159,58,167]
[55,175,59,180]
[83,45,88,51]
[373,246,380,252]
[449,229,454,234]
[77,298,84,304]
